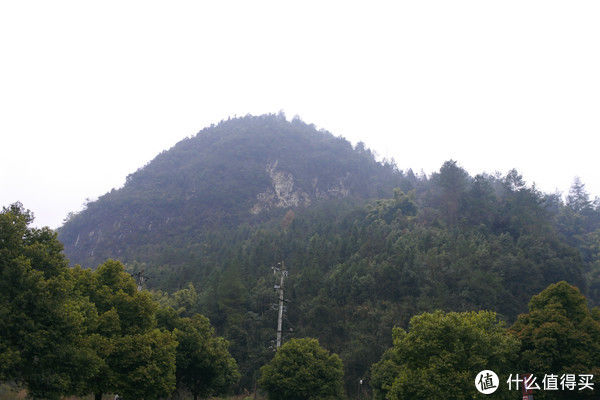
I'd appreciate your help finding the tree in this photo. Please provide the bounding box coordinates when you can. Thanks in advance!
[371,310,519,400]
[511,281,600,399]
[258,338,344,400]
[0,203,98,399]
[68,259,177,400]
[365,189,417,225]
[174,314,240,400]
[109,329,177,400]
[429,160,471,224]
[566,178,592,213]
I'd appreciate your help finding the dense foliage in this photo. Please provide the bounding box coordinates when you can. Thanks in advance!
[136,165,598,394]
[69,259,178,400]
[258,338,344,400]
[53,116,600,395]
[0,203,96,399]
[59,113,401,268]
[370,310,519,400]
[0,204,237,399]
[171,314,240,400]
[511,281,600,399]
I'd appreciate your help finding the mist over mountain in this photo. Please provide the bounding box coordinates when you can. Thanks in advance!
[56,114,600,394]
[59,113,401,268]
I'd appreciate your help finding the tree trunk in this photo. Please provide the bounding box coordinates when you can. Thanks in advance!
[193,394,198,400]
[94,393,103,400]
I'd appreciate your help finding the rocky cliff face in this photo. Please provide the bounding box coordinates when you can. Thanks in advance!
[250,161,350,214]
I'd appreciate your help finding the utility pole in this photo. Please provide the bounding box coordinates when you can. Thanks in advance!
[132,269,148,291]
[272,261,288,349]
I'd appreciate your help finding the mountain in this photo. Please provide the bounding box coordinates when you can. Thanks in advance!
[57,114,600,394]
[59,113,402,268]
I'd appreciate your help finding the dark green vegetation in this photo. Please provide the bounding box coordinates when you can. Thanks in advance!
[1,114,597,398]
[371,282,600,400]
[1,204,90,399]
[259,338,344,400]
[371,310,519,400]
[510,281,600,399]
[55,114,600,396]
[162,313,240,400]
[59,113,400,269]
[68,259,181,400]
[370,282,600,400]
[0,204,238,400]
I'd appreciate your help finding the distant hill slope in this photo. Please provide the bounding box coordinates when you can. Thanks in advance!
[58,114,402,267]
[55,116,600,394]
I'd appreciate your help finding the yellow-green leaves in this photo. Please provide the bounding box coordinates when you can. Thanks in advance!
[259,338,344,400]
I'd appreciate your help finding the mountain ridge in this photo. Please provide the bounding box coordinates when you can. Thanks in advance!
[58,113,403,268]
[54,114,600,393]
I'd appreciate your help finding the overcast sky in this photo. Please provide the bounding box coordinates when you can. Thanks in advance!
[1,1,599,229]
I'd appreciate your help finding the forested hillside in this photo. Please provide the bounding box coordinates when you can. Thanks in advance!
[56,115,600,395]
[59,113,401,268]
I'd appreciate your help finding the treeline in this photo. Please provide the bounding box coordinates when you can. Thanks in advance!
[58,114,402,268]
[0,204,238,400]
[3,202,600,399]
[133,162,600,394]
[259,281,600,400]
[53,115,600,394]
[370,280,600,400]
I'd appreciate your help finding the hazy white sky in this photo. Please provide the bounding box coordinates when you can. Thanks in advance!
[1,1,599,229]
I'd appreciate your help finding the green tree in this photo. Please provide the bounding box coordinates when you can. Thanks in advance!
[511,281,600,399]
[429,160,470,224]
[259,338,344,400]
[566,178,592,213]
[69,259,176,400]
[371,310,519,400]
[109,329,177,400]
[174,314,240,400]
[0,203,98,399]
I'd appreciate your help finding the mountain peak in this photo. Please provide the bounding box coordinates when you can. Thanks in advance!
[59,114,401,267]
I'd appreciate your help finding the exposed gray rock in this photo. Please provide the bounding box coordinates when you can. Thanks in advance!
[251,161,349,214]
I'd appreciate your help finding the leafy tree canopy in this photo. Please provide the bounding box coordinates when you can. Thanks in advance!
[173,314,240,400]
[259,338,344,400]
[50,116,600,394]
[0,203,97,399]
[511,281,600,389]
[371,310,519,400]
[67,259,173,399]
